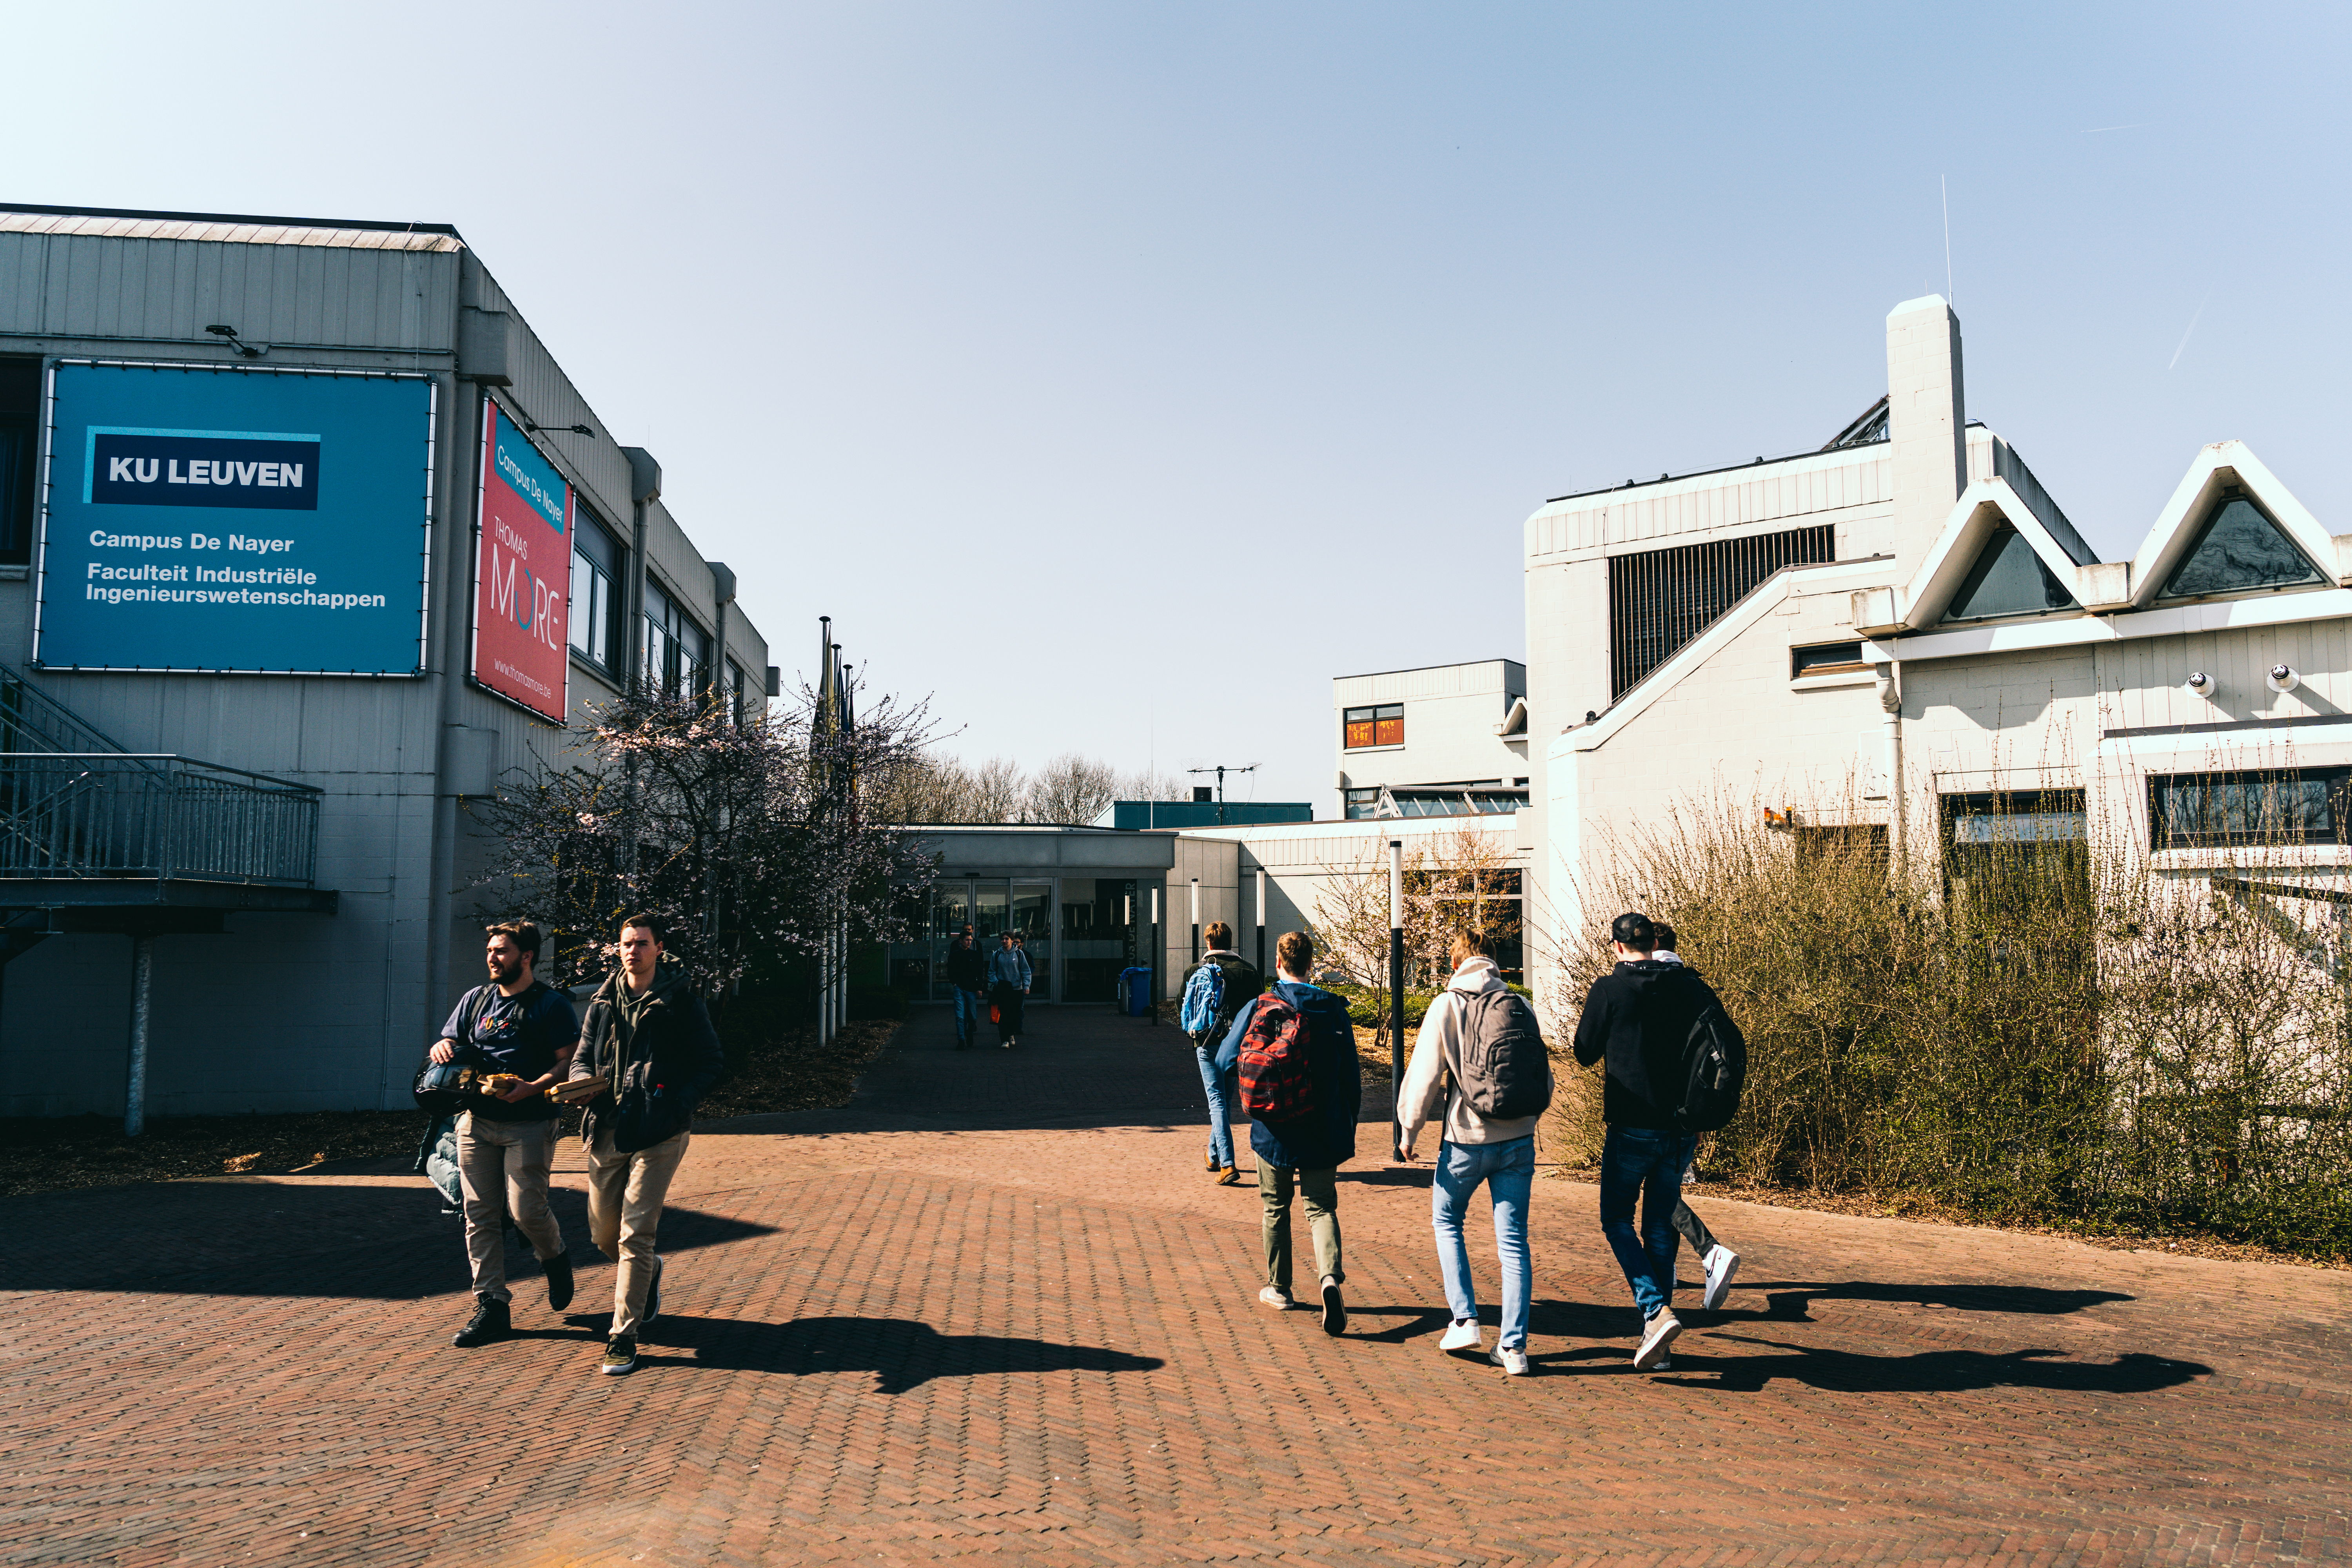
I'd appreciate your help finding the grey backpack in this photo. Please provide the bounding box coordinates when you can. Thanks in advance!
[1457,987,1553,1120]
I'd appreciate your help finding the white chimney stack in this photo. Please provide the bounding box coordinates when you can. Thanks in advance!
[1884,294,1967,577]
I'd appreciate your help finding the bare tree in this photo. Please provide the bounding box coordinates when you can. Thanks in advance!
[1119,767,1189,802]
[1022,753,1120,824]
[965,757,1025,822]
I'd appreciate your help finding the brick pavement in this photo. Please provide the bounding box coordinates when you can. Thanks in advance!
[2,1004,2347,1566]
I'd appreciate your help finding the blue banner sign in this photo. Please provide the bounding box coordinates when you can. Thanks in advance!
[38,363,433,675]
[88,432,321,510]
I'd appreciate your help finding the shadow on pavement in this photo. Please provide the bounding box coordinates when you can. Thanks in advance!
[630,1313,1166,1393]
[1739,1281,2135,1319]
[4,1181,776,1297]
[1650,1338,2208,1395]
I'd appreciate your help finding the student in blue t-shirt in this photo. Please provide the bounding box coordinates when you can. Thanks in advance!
[427,920,582,1348]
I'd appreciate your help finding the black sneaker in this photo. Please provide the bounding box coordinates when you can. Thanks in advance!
[452,1295,510,1347]
[544,1250,574,1312]
[600,1334,638,1376]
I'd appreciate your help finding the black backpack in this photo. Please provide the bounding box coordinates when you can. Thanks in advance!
[1457,987,1554,1120]
[1674,996,1747,1133]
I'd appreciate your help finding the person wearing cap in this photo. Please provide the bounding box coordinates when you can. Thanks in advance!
[1572,911,1727,1372]
[1650,923,1739,1321]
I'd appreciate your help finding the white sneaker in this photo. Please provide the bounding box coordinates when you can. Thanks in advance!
[1700,1245,1740,1311]
[1439,1319,1483,1352]
[1633,1309,1682,1370]
[1490,1345,1530,1376]
[1257,1286,1293,1310]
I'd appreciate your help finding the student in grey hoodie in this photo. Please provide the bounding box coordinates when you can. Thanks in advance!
[1398,929,1552,1376]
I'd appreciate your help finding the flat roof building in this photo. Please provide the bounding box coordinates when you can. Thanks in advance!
[0,203,773,1121]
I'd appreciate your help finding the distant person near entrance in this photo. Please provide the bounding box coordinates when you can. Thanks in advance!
[987,931,1031,1048]
[1215,930,1360,1334]
[434,920,581,1349]
[1399,928,1552,1376]
[944,930,987,1050]
[570,914,725,1376]
[1180,920,1262,1186]
[1651,923,1739,1319]
[1572,911,1735,1372]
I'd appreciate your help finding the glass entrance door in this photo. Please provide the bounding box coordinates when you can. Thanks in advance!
[1012,882,1051,1000]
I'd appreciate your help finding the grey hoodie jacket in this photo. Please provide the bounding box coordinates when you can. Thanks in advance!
[1398,957,1551,1148]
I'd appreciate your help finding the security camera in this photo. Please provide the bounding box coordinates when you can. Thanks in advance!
[2185,671,2214,697]
[2269,664,2300,694]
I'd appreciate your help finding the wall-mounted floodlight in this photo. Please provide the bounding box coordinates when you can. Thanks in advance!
[526,420,595,437]
[2185,671,2215,697]
[2268,664,2300,694]
[204,324,265,359]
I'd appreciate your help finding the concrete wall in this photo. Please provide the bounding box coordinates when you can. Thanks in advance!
[0,212,771,1117]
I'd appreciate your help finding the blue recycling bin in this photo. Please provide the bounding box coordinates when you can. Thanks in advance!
[1118,966,1153,1016]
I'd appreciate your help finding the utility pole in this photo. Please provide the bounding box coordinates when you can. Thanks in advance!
[1388,838,1405,1161]
[1186,763,1256,826]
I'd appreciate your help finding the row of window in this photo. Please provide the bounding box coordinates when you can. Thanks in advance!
[1343,784,1529,820]
[1932,773,2352,853]
[569,510,751,718]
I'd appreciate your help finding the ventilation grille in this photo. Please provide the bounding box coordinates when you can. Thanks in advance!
[1607,524,1836,698]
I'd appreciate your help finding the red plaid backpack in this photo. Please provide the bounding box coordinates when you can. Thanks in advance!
[1237,994,1316,1121]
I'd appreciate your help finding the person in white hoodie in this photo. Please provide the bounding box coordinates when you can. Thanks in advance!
[1397,929,1553,1376]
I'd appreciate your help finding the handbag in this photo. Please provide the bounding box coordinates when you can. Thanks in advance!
[989,1003,1002,1024]
[413,987,494,1112]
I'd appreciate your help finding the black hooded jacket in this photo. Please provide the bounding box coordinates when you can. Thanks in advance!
[1571,959,1724,1130]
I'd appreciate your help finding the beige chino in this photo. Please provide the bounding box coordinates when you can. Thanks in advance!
[455,1112,564,1302]
[584,1127,690,1337]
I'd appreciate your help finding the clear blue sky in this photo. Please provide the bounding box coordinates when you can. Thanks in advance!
[16,3,2349,807]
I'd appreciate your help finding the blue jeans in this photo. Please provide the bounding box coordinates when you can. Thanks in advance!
[1598,1125,1697,1320]
[1432,1135,1535,1350]
[952,987,982,1047]
[1195,1046,1238,1167]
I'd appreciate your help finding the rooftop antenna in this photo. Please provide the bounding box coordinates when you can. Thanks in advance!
[1187,763,1257,825]
[1940,174,1955,306]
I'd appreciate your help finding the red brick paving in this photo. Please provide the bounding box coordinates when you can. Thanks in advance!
[2,1005,2346,1566]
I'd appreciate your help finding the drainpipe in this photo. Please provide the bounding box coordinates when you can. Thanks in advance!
[1878,660,1904,873]
[621,450,662,693]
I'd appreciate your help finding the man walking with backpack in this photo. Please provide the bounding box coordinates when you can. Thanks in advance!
[568,913,726,1376]
[1398,929,1552,1376]
[431,920,580,1348]
[1214,930,1360,1334]
[1572,911,1740,1372]
[1180,919,1261,1185]
[1651,923,1739,1314]
[944,930,987,1050]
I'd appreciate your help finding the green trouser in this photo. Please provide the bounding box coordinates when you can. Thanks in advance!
[1258,1161,1342,1293]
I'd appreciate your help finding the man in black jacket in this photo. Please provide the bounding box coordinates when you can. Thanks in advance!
[943,930,987,1050]
[1572,911,1722,1371]
[568,913,725,1376]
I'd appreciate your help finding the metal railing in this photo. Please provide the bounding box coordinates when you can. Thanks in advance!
[0,754,322,885]
[0,666,138,757]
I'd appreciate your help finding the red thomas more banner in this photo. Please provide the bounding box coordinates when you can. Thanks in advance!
[472,401,571,720]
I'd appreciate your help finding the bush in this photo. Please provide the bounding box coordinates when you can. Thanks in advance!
[1550,782,2352,1260]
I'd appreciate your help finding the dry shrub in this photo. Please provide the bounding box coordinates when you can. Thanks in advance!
[1550,780,2352,1259]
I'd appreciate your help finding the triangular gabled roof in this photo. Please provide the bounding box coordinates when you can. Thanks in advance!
[1894,479,2096,629]
[2121,441,2342,608]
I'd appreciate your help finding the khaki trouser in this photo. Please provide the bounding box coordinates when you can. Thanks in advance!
[584,1126,690,1337]
[1257,1161,1342,1294]
[456,1113,564,1303]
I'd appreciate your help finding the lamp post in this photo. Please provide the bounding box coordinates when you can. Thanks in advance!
[1190,877,1200,966]
[1388,839,1405,1160]
[1254,866,1267,977]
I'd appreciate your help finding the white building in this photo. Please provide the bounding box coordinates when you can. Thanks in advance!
[1331,659,1528,821]
[1524,294,2352,1000]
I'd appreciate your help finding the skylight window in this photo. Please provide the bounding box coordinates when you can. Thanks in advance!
[2158,496,2323,600]
[1942,524,2078,623]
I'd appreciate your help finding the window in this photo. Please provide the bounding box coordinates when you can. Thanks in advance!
[1344,704,1403,749]
[0,360,38,566]
[1939,788,2091,913]
[568,510,623,673]
[2148,768,2351,849]
[1608,524,1836,698]
[2159,495,2323,601]
[1343,787,1384,820]
[641,582,708,700]
[1942,525,2077,622]
[729,660,749,726]
[1791,641,1867,678]
[1795,823,1887,869]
